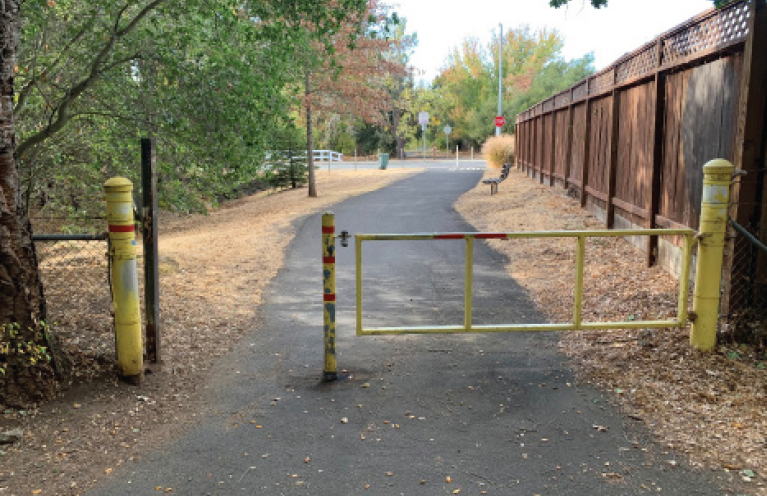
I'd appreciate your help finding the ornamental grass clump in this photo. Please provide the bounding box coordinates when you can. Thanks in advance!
[481,135,515,169]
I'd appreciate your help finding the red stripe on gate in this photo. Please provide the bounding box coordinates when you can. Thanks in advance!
[323,293,336,302]
[434,234,465,239]
[323,257,335,264]
[322,226,335,234]
[109,224,134,233]
[475,233,508,239]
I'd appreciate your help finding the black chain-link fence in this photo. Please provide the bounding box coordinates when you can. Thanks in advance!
[721,219,767,343]
[33,234,114,333]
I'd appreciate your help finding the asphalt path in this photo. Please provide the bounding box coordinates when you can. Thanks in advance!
[88,161,727,495]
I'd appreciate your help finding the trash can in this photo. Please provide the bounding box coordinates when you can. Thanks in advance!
[378,153,389,170]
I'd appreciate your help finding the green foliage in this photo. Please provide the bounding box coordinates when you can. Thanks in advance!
[264,127,308,190]
[425,27,593,149]
[15,0,367,217]
[0,322,52,378]
[550,0,725,8]
[481,135,515,169]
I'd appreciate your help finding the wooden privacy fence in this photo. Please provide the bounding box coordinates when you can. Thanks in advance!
[514,0,767,321]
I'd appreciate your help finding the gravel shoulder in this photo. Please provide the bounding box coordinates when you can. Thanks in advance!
[455,167,767,494]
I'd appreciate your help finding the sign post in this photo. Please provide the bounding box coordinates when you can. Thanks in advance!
[418,112,429,160]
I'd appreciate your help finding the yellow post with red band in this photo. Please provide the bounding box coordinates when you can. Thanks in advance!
[691,159,734,351]
[322,212,337,381]
[104,177,143,382]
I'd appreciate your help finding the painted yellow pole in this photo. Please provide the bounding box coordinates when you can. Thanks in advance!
[573,235,586,329]
[104,177,143,382]
[464,237,474,331]
[691,159,734,351]
[322,212,338,381]
[355,236,363,336]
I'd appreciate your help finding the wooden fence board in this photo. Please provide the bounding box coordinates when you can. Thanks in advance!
[661,56,740,229]
[543,113,554,182]
[615,82,654,225]
[554,109,569,180]
[587,96,612,202]
[569,103,587,186]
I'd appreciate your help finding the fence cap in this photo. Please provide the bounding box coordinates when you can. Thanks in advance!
[104,177,133,192]
[703,159,735,175]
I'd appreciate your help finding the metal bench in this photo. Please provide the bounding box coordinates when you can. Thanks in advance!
[481,162,512,195]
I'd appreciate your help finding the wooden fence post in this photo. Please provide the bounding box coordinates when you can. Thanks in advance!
[563,88,575,190]
[725,0,767,315]
[539,111,546,185]
[549,104,557,187]
[141,138,160,364]
[580,80,593,208]
[606,83,621,228]
[647,37,665,267]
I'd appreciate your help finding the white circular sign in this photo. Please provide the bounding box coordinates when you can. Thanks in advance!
[444,125,451,135]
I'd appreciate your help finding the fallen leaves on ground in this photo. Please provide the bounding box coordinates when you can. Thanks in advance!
[455,168,766,493]
[1,169,421,496]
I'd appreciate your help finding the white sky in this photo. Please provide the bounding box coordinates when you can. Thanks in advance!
[392,0,713,83]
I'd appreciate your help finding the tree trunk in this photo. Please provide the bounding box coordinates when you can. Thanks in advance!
[305,72,317,198]
[1,1,58,406]
[393,107,404,160]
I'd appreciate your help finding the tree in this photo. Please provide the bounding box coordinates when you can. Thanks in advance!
[13,0,369,215]
[1,0,56,405]
[298,0,413,196]
[1,0,367,406]
[430,27,593,149]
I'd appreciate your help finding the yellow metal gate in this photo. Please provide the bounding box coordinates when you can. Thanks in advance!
[319,159,735,380]
[354,229,694,336]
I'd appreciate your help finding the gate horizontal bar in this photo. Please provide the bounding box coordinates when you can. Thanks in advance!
[360,319,685,335]
[33,233,108,241]
[356,228,692,242]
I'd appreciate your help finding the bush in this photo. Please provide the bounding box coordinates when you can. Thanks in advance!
[481,134,515,169]
[264,148,308,190]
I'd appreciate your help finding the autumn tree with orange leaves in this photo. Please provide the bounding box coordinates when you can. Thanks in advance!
[298,0,414,197]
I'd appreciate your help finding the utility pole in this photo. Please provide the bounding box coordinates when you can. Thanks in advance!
[496,23,503,137]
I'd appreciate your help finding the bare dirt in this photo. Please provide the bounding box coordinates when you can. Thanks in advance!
[455,168,767,494]
[2,165,765,495]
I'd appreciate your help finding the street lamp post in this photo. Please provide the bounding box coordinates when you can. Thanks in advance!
[496,23,503,137]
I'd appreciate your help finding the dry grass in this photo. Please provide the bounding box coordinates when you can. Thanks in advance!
[481,134,515,169]
[455,168,767,494]
[0,169,422,496]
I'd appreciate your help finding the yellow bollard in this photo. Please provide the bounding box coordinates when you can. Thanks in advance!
[104,177,143,382]
[322,212,337,381]
[691,159,734,351]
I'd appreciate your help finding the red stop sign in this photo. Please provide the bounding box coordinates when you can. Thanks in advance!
[495,115,505,127]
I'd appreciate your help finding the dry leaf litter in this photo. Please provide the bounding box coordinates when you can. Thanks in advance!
[455,168,766,494]
[0,169,419,496]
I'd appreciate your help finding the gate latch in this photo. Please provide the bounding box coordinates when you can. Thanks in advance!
[338,230,351,247]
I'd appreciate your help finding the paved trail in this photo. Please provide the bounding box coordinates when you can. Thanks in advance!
[88,161,725,495]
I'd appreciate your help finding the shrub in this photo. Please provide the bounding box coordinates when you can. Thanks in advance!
[481,134,515,169]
